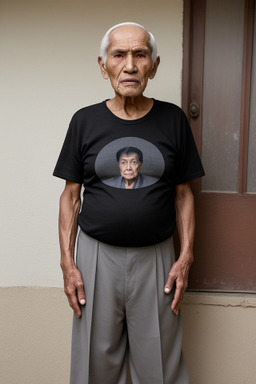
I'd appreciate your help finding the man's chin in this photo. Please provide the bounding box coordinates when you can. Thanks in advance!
[124,177,136,181]
[116,86,144,98]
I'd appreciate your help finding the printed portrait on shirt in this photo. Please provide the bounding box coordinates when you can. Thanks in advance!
[95,137,165,189]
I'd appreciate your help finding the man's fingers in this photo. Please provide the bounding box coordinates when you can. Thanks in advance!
[172,302,180,316]
[63,267,86,318]
[171,276,188,315]
[65,284,85,318]
[67,293,82,318]
[164,286,171,294]
[164,261,189,315]
[73,304,82,319]
[171,286,183,316]
[77,281,86,306]
[164,271,175,294]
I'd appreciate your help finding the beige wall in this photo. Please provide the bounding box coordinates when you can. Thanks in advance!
[1,1,256,384]
[1,0,183,288]
[1,289,256,384]
[182,293,256,384]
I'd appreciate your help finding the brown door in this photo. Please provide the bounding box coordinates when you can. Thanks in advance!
[183,0,256,291]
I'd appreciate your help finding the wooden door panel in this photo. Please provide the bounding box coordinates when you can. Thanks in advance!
[191,194,256,291]
[183,0,256,291]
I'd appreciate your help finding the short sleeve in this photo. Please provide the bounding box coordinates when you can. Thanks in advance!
[53,116,84,184]
[175,110,205,185]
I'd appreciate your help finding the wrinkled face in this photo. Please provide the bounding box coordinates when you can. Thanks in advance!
[118,153,142,181]
[99,25,159,98]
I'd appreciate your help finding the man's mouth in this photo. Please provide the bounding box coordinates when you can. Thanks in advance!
[121,79,139,85]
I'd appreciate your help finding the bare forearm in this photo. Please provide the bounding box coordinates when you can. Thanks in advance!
[58,181,85,318]
[175,183,195,265]
[59,184,81,269]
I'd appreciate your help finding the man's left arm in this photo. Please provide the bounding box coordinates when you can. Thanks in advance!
[164,182,195,315]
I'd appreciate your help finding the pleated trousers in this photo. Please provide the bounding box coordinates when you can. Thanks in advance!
[70,230,189,384]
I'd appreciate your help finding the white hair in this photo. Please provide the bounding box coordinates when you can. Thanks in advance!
[100,22,158,63]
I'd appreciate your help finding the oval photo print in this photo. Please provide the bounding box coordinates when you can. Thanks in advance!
[95,137,165,189]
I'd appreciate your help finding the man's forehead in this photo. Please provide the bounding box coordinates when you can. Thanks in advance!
[108,26,150,49]
[120,153,139,159]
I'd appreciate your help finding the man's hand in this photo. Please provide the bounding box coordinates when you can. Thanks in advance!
[62,263,86,318]
[164,255,192,316]
[164,182,195,315]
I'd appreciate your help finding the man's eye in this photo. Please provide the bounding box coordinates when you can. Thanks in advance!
[114,53,123,58]
[132,161,138,165]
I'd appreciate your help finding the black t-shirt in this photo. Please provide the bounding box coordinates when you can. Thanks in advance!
[53,99,204,247]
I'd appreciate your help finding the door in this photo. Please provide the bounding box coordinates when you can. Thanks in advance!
[183,0,256,291]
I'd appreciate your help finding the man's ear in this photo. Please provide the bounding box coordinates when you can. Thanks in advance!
[149,56,160,79]
[98,56,109,79]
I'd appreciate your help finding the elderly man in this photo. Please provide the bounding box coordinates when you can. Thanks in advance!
[54,22,204,384]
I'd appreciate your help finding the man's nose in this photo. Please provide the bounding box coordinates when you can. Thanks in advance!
[124,55,137,73]
[125,162,132,169]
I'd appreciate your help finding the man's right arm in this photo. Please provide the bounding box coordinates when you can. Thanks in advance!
[59,180,85,318]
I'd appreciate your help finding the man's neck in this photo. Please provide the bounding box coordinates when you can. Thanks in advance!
[106,95,153,120]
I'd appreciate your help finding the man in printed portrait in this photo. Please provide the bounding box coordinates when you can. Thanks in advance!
[104,146,158,189]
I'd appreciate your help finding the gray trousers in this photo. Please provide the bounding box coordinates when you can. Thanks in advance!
[70,230,188,384]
